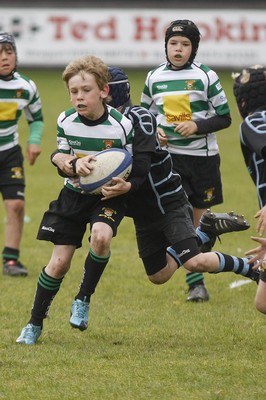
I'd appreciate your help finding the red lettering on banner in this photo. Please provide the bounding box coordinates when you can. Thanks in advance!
[252,24,266,41]
[71,22,89,40]
[202,18,266,42]
[49,16,69,39]
[134,17,159,40]
[215,19,235,41]
[49,16,116,40]
[197,23,212,40]
[48,15,266,43]
[95,18,116,40]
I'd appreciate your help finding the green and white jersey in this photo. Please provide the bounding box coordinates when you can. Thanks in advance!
[141,62,230,156]
[0,72,43,152]
[57,105,134,191]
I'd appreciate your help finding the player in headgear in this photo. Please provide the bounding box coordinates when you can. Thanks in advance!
[108,67,131,108]
[233,64,266,119]
[232,65,266,210]
[232,65,266,315]
[164,19,200,70]
[142,19,231,302]
[0,32,18,78]
[0,31,44,277]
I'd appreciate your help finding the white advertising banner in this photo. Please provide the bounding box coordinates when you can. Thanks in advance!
[1,7,266,68]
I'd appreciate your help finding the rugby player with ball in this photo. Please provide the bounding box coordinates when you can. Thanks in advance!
[16,55,134,344]
[16,66,259,345]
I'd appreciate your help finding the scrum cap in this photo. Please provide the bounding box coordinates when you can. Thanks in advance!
[0,32,17,77]
[232,65,266,119]
[165,20,200,69]
[108,67,130,108]
[0,32,17,56]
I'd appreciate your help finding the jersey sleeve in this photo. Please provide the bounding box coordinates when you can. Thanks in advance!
[241,112,266,158]
[207,69,230,116]
[23,79,43,123]
[126,106,157,192]
[56,111,72,153]
[140,73,159,116]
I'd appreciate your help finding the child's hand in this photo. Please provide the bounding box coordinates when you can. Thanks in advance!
[101,177,131,199]
[174,121,198,137]
[157,127,168,147]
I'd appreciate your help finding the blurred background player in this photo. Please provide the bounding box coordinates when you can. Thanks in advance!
[0,32,44,276]
[232,64,266,315]
[232,65,266,236]
[141,20,232,301]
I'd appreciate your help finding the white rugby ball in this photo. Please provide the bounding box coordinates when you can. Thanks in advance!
[79,148,132,195]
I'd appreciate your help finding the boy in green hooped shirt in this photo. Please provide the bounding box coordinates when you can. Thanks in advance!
[16,55,134,345]
[0,32,44,277]
[141,19,232,302]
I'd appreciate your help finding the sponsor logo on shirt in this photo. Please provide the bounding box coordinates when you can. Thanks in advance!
[41,226,55,232]
[69,140,81,146]
[163,94,192,124]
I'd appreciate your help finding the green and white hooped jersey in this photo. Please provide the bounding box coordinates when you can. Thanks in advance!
[57,105,134,191]
[141,62,230,156]
[0,72,43,152]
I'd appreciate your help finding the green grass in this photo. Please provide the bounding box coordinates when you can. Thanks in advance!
[0,69,266,400]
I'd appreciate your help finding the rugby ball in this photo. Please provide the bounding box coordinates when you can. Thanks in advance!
[79,148,132,194]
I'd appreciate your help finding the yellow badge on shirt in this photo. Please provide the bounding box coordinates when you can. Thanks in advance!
[0,102,18,121]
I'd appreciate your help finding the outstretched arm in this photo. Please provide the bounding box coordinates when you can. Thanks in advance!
[254,205,266,236]
[245,236,266,268]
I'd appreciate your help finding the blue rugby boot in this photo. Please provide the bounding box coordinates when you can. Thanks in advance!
[69,297,89,331]
[16,323,42,345]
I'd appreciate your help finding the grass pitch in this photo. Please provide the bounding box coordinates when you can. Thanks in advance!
[0,68,265,399]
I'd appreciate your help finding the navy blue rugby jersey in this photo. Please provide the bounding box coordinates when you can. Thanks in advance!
[124,105,188,219]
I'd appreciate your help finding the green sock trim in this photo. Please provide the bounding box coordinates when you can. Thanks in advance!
[186,272,204,286]
[3,254,19,261]
[38,269,63,291]
[2,247,19,261]
[89,249,110,263]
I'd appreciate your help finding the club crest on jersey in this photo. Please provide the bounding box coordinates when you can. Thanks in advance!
[102,140,115,150]
[11,167,23,179]
[204,187,215,202]
[16,89,23,98]
[99,207,117,221]
[184,80,196,90]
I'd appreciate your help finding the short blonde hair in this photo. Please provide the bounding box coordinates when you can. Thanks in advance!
[63,55,109,91]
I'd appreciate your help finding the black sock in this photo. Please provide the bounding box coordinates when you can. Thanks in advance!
[29,268,64,327]
[2,247,19,263]
[75,249,110,302]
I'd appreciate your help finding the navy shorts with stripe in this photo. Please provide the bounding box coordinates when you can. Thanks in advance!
[37,187,127,248]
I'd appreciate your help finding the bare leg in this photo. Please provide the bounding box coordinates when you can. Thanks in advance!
[4,199,24,249]
[255,279,266,314]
